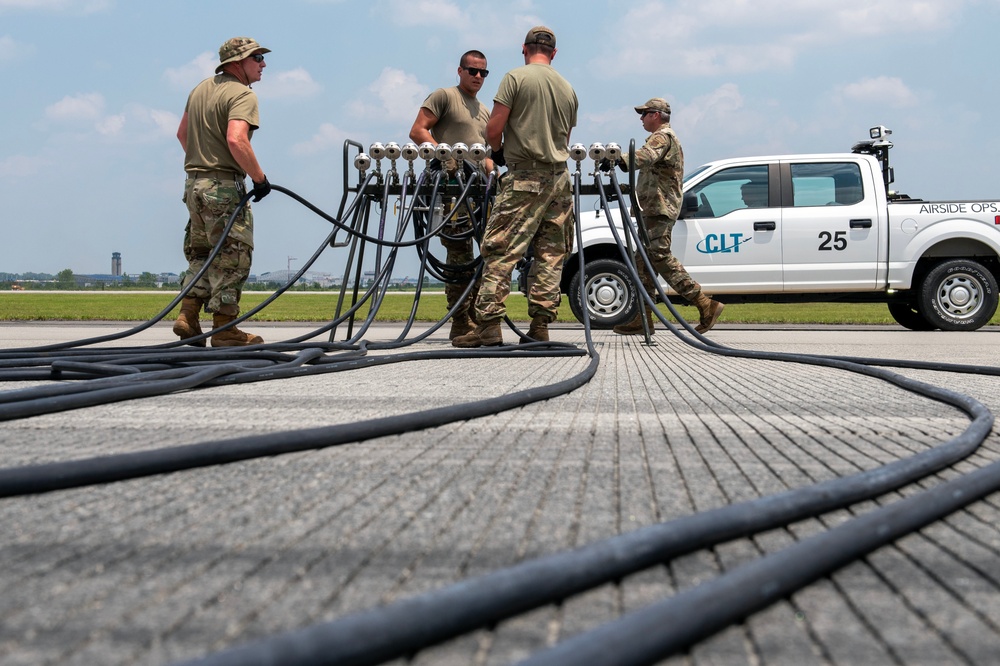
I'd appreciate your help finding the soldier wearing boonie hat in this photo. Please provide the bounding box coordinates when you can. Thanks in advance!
[172,37,273,348]
[452,25,579,348]
[610,95,725,336]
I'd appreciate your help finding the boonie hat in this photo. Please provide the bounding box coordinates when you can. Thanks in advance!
[634,97,671,114]
[216,37,270,73]
[524,26,556,48]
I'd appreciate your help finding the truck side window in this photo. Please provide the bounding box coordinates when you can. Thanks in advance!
[683,164,769,218]
[790,162,863,207]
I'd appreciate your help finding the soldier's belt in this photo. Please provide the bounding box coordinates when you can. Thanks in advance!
[506,161,568,173]
[186,170,243,182]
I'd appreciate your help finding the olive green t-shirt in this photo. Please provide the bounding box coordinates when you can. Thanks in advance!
[183,73,259,177]
[493,63,577,164]
[421,86,489,146]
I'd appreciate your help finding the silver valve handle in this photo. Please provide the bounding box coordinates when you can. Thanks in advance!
[354,153,372,172]
[451,142,468,161]
[384,142,401,161]
[417,142,436,161]
[401,142,419,162]
[569,143,587,163]
[433,143,453,161]
[469,143,488,162]
[605,142,622,162]
[588,142,606,162]
[368,142,386,160]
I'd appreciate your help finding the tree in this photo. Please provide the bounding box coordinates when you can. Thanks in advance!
[56,268,76,289]
[136,272,157,288]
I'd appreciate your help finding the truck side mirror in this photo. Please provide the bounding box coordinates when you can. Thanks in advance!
[680,192,699,219]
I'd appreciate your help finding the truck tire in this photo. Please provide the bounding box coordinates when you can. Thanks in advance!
[887,301,937,331]
[568,258,639,328]
[917,259,998,331]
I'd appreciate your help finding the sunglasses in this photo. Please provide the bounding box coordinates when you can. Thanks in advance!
[250,54,265,63]
[640,110,656,118]
[463,67,489,78]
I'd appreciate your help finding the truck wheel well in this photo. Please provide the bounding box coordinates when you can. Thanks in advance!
[913,243,1000,293]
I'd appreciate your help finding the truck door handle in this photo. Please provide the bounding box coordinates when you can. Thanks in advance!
[753,221,776,231]
[850,218,873,229]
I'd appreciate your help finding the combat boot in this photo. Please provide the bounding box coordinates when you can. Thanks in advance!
[613,307,654,336]
[448,312,477,340]
[693,293,724,333]
[452,319,502,348]
[211,313,264,347]
[520,315,550,343]
[172,297,206,347]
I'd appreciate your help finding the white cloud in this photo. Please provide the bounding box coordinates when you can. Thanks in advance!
[257,68,322,100]
[163,52,216,91]
[45,92,105,123]
[0,0,111,12]
[292,122,349,156]
[348,67,428,125]
[592,0,962,78]
[0,154,49,178]
[377,0,541,51]
[0,34,32,63]
[836,76,918,108]
[96,113,125,136]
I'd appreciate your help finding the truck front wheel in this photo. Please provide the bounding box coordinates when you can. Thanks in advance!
[567,258,639,328]
[887,301,937,331]
[917,259,998,331]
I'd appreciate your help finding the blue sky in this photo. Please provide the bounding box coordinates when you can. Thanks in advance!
[2,0,999,279]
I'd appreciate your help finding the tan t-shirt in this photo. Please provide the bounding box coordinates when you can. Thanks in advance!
[421,86,489,146]
[183,73,259,177]
[493,63,577,164]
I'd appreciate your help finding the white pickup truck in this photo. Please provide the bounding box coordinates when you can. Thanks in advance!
[563,126,1000,331]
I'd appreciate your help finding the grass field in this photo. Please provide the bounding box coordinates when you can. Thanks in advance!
[4,291,997,326]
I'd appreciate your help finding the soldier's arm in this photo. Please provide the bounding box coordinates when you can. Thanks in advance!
[176,111,188,151]
[486,102,510,152]
[628,132,669,170]
[226,119,265,184]
[409,108,439,145]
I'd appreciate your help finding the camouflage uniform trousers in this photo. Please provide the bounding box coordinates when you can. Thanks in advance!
[475,167,574,323]
[181,175,254,317]
[439,203,479,322]
[635,214,702,304]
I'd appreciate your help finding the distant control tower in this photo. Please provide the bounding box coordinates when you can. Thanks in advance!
[112,252,122,276]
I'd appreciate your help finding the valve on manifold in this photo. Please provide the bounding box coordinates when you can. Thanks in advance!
[588,142,606,162]
[368,142,386,161]
[469,143,488,162]
[354,153,372,173]
[417,142,436,161]
[385,142,401,161]
[451,142,468,161]
[605,142,622,162]
[433,143,453,162]
[401,142,419,163]
[569,143,587,163]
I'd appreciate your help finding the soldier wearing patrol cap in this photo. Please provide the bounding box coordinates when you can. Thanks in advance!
[173,37,272,347]
[611,97,724,335]
[453,25,579,347]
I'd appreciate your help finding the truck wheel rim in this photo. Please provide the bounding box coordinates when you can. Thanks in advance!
[587,274,627,316]
[936,273,982,319]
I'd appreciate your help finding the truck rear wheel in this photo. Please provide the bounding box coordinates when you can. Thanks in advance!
[887,301,937,331]
[917,259,998,331]
[568,258,639,329]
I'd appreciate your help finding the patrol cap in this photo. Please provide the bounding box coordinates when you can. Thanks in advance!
[216,37,270,73]
[634,97,671,115]
[524,26,556,48]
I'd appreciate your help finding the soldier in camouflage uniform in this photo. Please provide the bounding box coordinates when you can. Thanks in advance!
[453,26,578,348]
[612,97,724,335]
[173,37,272,347]
[409,50,494,340]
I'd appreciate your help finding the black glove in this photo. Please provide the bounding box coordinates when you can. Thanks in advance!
[616,158,628,173]
[598,158,612,173]
[491,146,506,168]
[428,158,443,172]
[251,176,271,202]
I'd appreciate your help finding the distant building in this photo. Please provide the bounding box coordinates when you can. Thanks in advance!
[111,252,122,276]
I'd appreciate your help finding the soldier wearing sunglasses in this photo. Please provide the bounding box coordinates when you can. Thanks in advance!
[173,37,271,347]
[409,50,494,341]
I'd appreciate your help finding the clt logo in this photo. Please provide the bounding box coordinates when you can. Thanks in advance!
[697,233,750,254]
